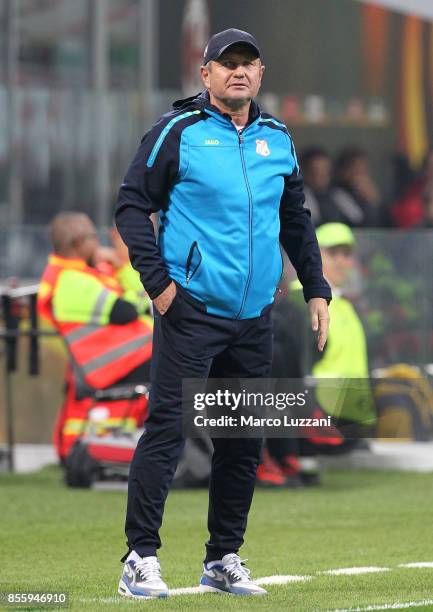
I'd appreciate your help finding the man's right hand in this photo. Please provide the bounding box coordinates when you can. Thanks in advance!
[153,281,177,315]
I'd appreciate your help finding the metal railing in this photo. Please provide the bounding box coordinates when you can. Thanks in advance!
[0,284,58,471]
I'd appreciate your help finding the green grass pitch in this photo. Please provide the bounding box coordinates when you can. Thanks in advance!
[1,467,433,611]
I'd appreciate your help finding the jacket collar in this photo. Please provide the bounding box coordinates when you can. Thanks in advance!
[172,90,261,126]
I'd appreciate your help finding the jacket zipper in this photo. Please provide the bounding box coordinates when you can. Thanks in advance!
[202,109,261,318]
[235,129,254,319]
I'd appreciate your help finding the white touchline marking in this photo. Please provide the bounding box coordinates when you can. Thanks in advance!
[77,576,311,604]
[77,562,433,605]
[78,595,433,610]
[399,562,433,568]
[322,567,390,576]
[256,575,312,585]
[323,599,433,611]
[169,586,203,595]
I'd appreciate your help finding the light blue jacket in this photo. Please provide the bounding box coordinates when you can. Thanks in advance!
[116,92,331,319]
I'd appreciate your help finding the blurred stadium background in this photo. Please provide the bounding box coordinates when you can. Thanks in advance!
[1,0,433,468]
[0,0,433,482]
[2,1,433,610]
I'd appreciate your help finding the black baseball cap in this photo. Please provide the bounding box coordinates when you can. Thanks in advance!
[203,28,260,65]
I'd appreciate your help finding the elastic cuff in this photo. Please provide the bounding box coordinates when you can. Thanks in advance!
[303,286,332,304]
[146,276,172,300]
[120,549,131,563]
[129,546,158,559]
[120,546,157,563]
[204,547,239,563]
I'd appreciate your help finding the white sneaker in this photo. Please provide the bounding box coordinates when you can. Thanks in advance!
[199,553,267,596]
[118,551,168,599]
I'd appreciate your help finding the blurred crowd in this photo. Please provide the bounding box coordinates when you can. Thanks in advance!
[301,147,433,229]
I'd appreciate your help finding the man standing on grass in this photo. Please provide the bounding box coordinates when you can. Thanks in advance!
[115,28,331,599]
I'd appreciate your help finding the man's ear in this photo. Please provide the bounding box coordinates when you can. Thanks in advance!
[200,64,211,89]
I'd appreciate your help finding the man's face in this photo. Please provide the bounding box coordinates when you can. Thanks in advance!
[304,156,332,194]
[321,245,355,287]
[73,219,100,264]
[200,44,264,110]
[342,157,369,183]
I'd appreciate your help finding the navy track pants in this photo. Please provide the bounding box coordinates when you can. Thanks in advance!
[124,284,273,561]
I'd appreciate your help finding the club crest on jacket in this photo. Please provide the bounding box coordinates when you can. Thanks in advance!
[255,139,270,157]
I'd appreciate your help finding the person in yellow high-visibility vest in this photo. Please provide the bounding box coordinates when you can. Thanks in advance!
[38,212,153,460]
[94,225,153,320]
[259,223,375,487]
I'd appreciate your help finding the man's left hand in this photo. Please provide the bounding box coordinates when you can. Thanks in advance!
[308,298,330,352]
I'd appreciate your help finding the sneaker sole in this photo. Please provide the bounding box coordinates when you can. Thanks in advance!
[118,580,168,599]
[198,583,267,596]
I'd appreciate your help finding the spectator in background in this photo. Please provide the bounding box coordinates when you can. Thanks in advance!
[333,147,384,227]
[300,148,345,227]
[391,150,433,228]
[257,223,375,487]
[95,226,152,316]
[37,212,153,461]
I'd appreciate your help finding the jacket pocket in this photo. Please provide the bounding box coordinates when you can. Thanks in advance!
[185,241,203,285]
[277,243,284,285]
[163,289,183,323]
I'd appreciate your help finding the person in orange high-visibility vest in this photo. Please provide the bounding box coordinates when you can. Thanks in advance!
[38,212,153,460]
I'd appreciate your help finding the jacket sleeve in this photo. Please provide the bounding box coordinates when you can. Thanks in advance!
[114,115,181,300]
[279,137,332,304]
